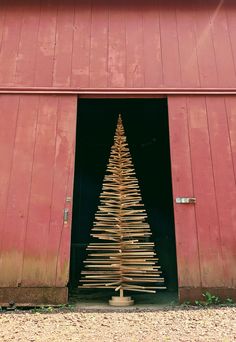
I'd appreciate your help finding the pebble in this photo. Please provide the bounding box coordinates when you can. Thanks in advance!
[0,306,235,341]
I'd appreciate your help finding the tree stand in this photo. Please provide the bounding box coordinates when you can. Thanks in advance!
[109,289,134,306]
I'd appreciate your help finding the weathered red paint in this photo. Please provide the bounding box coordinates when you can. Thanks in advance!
[0,0,236,304]
[0,1,235,89]
[0,95,77,291]
[168,96,201,289]
[0,287,68,306]
[168,95,236,297]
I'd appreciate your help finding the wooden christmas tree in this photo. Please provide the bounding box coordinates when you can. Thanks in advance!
[79,115,166,306]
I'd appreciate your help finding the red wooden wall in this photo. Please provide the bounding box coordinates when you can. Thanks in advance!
[0,95,77,303]
[0,0,235,89]
[168,95,236,300]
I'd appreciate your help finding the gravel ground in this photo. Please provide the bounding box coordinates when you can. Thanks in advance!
[0,306,235,342]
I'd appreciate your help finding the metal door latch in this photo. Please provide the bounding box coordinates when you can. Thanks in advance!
[63,208,69,224]
[176,197,196,204]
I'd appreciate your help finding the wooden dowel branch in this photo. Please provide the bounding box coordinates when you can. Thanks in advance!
[79,114,166,305]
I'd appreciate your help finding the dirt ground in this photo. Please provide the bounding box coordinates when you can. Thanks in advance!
[0,306,235,342]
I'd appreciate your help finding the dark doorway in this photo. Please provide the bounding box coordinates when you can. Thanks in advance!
[69,98,178,303]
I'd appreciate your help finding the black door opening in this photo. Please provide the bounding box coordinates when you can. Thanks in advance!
[69,98,178,302]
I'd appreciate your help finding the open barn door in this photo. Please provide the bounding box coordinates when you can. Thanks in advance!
[168,96,236,303]
[0,95,77,305]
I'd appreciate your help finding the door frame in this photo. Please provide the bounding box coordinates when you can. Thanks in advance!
[70,94,179,299]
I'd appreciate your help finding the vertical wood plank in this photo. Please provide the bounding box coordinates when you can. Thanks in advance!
[71,1,92,88]
[168,96,201,288]
[0,1,24,85]
[194,0,218,87]
[44,96,77,286]
[225,97,236,185]
[175,1,200,87]
[125,1,145,88]
[225,96,236,287]
[206,96,236,287]
[187,96,225,287]
[159,0,182,87]
[21,96,59,286]
[207,1,236,87]
[55,97,77,286]
[34,0,58,87]
[0,0,7,51]
[107,1,126,88]
[53,0,75,87]
[225,1,236,82]
[0,96,39,287]
[142,0,163,87]
[89,0,109,88]
[0,95,20,286]
[14,1,41,86]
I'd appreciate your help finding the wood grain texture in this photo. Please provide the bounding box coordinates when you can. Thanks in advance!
[107,1,126,88]
[226,1,236,83]
[224,96,236,287]
[187,96,225,287]
[0,0,24,85]
[0,96,39,287]
[125,1,145,88]
[55,96,77,286]
[21,96,59,286]
[142,0,163,87]
[0,287,68,306]
[71,0,92,88]
[89,0,108,88]
[52,0,74,87]
[0,95,20,287]
[159,0,182,87]
[194,0,219,87]
[175,1,200,87]
[0,0,7,52]
[0,95,76,288]
[0,0,235,89]
[169,95,236,289]
[168,96,201,288]
[206,96,236,287]
[14,1,41,86]
[34,0,58,86]
[208,1,236,87]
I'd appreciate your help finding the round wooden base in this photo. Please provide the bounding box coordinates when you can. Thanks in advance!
[109,296,134,306]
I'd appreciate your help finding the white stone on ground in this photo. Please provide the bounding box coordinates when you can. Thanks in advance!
[0,306,235,342]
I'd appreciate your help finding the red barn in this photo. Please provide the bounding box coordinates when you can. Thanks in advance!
[0,0,236,305]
